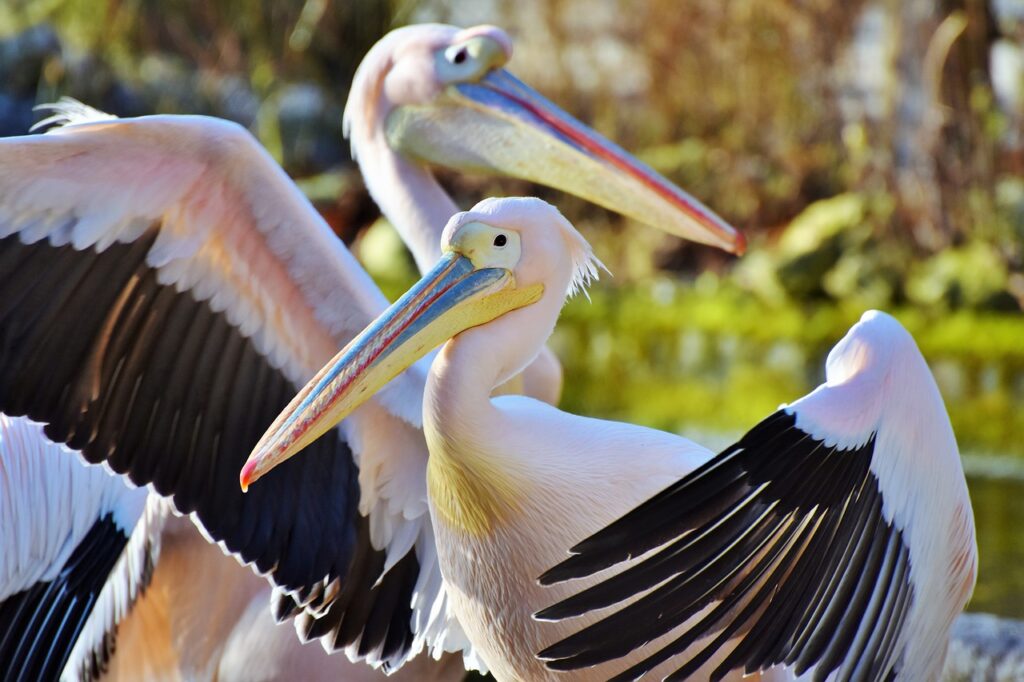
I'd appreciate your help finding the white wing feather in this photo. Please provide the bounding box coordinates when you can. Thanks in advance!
[61,495,168,682]
[0,414,146,601]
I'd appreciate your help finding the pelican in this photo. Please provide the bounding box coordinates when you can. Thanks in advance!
[0,23,742,678]
[242,197,978,681]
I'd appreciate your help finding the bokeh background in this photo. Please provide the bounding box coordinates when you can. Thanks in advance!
[1,0,1022,618]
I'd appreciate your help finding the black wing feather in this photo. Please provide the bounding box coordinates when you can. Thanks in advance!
[537,411,914,682]
[0,232,417,667]
[0,517,127,682]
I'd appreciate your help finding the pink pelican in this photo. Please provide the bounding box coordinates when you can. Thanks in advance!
[242,197,977,681]
[0,24,741,679]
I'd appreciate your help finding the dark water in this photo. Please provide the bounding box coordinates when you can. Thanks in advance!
[968,475,1024,618]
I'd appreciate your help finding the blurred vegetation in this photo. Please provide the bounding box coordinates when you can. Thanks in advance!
[552,278,1024,456]
[1,0,1023,623]
[0,0,1021,294]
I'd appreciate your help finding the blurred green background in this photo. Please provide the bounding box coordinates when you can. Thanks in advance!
[0,0,1021,618]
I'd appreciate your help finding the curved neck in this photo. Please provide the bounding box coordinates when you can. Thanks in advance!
[354,131,458,274]
[423,285,567,535]
[426,281,564,428]
[424,335,517,537]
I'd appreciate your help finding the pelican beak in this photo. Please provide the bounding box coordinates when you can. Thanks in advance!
[387,69,744,255]
[240,251,542,491]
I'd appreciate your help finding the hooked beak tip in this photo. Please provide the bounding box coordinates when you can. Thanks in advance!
[239,459,258,493]
[733,230,747,256]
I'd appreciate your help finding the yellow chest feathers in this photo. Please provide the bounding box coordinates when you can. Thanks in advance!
[425,429,526,536]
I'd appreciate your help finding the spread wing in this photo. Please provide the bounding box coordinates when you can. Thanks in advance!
[0,103,459,671]
[536,311,977,682]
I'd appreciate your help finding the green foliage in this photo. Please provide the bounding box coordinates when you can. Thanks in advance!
[771,193,870,300]
[358,217,418,286]
[554,278,1024,458]
[729,189,1021,313]
[2,0,1020,304]
[907,241,1013,309]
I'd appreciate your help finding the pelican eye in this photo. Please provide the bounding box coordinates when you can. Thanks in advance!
[452,221,520,269]
[436,36,507,84]
[445,45,470,65]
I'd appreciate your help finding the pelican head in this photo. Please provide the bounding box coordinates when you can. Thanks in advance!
[345,24,744,255]
[241,197,588,489]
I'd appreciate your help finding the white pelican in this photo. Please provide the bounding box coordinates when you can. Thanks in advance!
[0,23,742,678]
[242,197,978,681]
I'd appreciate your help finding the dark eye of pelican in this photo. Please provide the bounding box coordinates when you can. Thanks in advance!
[493,234,507,247]
[451,47,468,65]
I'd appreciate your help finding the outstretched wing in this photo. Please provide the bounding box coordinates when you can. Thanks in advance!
[0,105,450,670]
[536,311,977,682]
[0,415,148,682]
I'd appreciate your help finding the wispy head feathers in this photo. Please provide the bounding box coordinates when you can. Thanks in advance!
[558,214,607,300]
